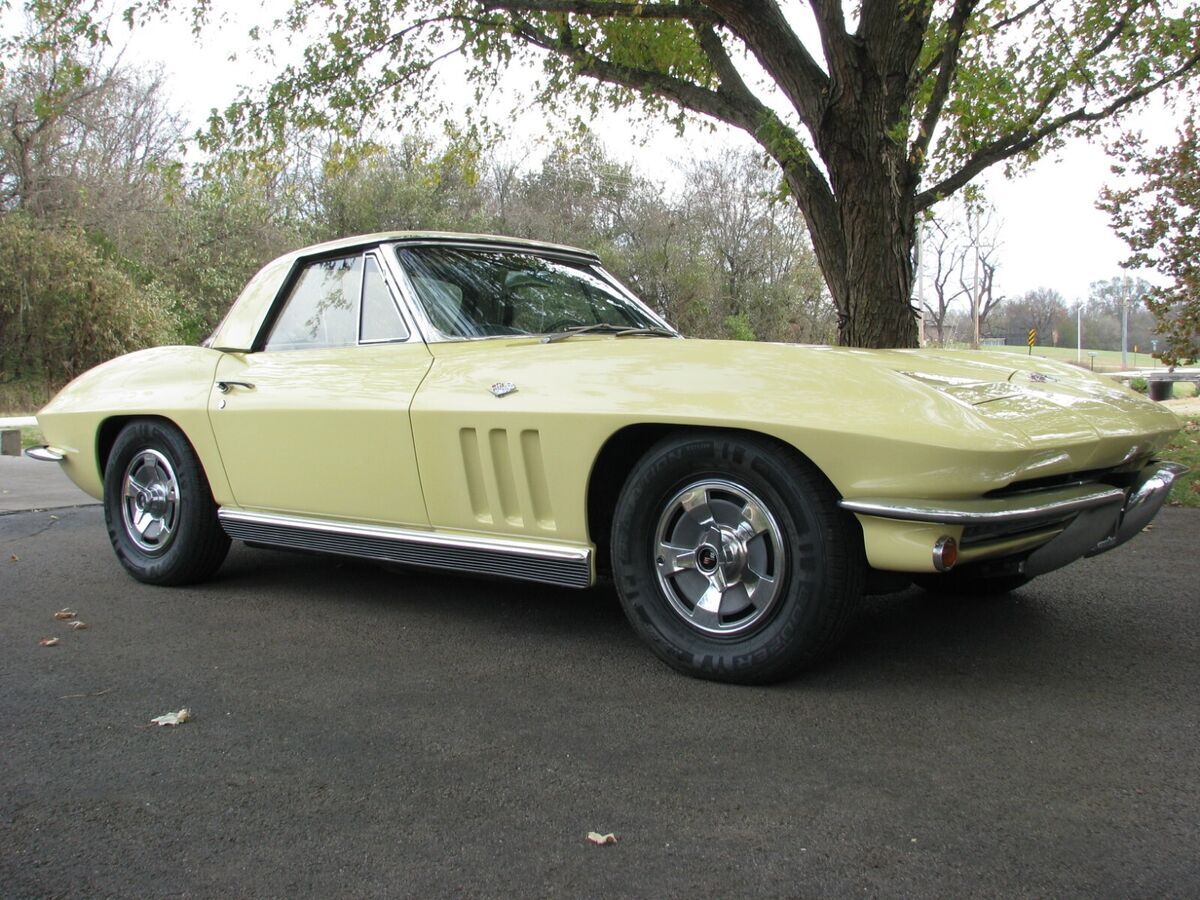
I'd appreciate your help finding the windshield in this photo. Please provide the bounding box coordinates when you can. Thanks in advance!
[393,245,666,340]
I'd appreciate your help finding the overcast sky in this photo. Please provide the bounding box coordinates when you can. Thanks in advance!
[129,10,1177,309]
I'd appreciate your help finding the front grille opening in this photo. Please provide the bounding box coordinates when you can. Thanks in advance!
[985,466,1139,499]
[960,516,1074,548]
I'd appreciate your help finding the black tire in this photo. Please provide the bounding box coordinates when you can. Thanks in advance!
[914,571,1031,596]
[103,420,230,585]
[611,431,864,684]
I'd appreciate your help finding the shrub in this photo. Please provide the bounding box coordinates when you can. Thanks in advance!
[0,215,180,383]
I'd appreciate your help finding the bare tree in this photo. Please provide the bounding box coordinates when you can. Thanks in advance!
[0,52,184,241]
[919,216,968,345]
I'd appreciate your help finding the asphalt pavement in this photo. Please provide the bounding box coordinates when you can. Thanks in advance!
[1,483,1198,897]
[0,456,99,513]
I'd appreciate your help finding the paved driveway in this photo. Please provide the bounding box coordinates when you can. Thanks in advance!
[2,505,1198,898]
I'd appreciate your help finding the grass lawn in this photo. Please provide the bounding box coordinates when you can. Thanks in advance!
[20,426,45,450]
[985,343,1167,371]
[1160,417,1200,509]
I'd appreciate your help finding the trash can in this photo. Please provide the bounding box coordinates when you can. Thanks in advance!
[1148,379,1173,401]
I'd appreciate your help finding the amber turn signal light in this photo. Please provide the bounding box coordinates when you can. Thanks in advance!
[933,536,958,572]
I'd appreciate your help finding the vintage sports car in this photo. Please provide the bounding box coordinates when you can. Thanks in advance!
[30,232,1186,683]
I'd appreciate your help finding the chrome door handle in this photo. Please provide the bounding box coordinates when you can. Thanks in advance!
[216,380,256,393]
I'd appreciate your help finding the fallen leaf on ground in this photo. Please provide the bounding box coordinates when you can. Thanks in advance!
[587,832,618,846]
[10,555,18,562]
[54,609,77,620]
[70,621,88,630]
[39,637,60,647]
[150,708,193,727]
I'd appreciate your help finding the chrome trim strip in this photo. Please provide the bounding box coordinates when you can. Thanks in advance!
[381,242,678,345]
[360,249,420,345]
[218,509,593,589]
[25,445,65,462]
[391,238,600,264]
[840,484,1126,525]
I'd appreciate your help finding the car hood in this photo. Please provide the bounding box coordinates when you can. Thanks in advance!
[419,337,1181,497]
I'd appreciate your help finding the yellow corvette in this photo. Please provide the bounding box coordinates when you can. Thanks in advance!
[30,232,1186,682]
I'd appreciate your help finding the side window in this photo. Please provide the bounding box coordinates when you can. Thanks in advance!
[360,256,409,342]
[265,256,362,351]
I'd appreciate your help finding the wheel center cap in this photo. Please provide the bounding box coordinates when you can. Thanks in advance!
[697,544,719,572]
[712,526,748,581]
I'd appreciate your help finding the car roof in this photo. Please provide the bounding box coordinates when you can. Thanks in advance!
[285,231,602,265]
[207,231,606,350]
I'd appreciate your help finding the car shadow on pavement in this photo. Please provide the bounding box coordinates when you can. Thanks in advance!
[204,540,1164,691]
[213,541,636,641]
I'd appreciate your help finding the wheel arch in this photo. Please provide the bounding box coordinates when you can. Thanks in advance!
[97,414,181,478]
[96,415,229,510]
[585,423,856,575]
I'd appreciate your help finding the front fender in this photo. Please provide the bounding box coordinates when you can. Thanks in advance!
[36,347,229,503]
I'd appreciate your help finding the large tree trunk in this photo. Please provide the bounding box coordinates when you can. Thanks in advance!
[833,178,917,348]
[791,140,919,349]
[789,1,925,350]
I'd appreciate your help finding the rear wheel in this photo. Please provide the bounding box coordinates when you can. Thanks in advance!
[103,420,229,585]
[611,432,863,684]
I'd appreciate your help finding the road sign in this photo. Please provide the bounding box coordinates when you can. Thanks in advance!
[1027,328,1037,347]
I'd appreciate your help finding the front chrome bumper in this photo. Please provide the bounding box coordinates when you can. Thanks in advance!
[25,445,65,462]
[842,460,1188,577]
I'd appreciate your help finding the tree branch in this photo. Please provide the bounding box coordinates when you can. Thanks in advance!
[909,0,977,169]
[478,0,714,22]
[916,50,1200,210]
[506,14,756,128]
[990,0,1050,31]
[700,0,829,129]
[505,10,846,293]
[806,0,849,89]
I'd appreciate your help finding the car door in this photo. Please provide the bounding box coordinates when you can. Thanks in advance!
[208,249,433,527]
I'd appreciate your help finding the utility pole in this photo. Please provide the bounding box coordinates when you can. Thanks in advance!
[1077,304,1084,364]
[1120,275,1130,369]
[916,223,925,346]
[969,207,981,350]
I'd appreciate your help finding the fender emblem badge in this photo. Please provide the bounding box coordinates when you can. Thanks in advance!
[491,382,518,398]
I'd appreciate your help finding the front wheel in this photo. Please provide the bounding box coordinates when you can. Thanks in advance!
[103,420,230,585]
[611,432,864,684]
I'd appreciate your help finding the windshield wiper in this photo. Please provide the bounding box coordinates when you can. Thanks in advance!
[541,323,677,343]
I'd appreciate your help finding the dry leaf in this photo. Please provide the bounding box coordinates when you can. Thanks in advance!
[150,708,193,727]
[10,554,17,562]
[39,637,60,647]
[70,621,88,631]
[54,609,76,620]
[586,832,617,846]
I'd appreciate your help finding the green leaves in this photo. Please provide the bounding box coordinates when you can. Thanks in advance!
[1101,114,1200,366]
[923,0,1200,192]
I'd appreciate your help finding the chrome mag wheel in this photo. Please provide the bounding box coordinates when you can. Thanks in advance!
[120,448,180,554]
[653,478,786,636]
